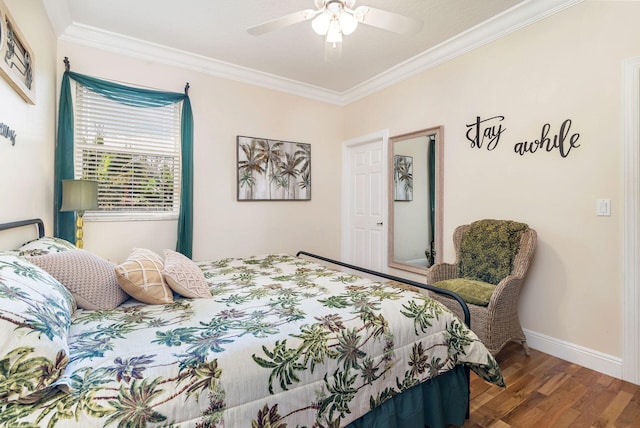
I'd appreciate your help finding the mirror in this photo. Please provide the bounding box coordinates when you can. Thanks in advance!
[388,126,443,274]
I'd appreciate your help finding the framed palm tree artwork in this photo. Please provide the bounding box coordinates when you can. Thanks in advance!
[237,136,311,201]
[394,155,413,201]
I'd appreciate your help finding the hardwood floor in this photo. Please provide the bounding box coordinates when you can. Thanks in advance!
[459,342,640,427]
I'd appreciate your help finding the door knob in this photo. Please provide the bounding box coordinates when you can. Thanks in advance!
[377,222,383,226]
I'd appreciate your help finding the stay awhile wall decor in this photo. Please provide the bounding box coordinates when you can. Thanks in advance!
[465,115,581,158]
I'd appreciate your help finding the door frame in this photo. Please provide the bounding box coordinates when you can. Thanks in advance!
[341,129,389,268]
[623,56,640,384]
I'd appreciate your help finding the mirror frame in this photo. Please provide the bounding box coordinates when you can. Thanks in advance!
[388,126,444,274]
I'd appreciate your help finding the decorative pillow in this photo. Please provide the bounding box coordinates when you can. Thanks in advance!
[458,219,529,285]
[434,278,496,306]
[162,249,211,298]
[30,249,128,310]
[115,248,173,304]
[0,253,74,403]
[18,236,77,257]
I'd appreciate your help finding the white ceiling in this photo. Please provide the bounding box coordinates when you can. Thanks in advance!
[43,0,583,105]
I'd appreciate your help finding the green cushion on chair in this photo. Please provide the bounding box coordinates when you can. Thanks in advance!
[458,219,529,285]
[434,278,496,306]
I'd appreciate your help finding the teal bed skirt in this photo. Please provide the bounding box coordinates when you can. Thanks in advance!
[347,365,469,428]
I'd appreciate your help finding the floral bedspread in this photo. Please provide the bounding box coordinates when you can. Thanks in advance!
[1,254,503,427]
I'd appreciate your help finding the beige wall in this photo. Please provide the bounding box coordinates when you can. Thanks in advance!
[57,42,345,264]
[344,0,639,358]
[1,0,636,365]
[0,0,56,238]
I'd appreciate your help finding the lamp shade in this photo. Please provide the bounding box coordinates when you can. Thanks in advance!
[60,179,99,212]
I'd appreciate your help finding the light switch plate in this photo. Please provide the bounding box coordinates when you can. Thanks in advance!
[597,199,611,216]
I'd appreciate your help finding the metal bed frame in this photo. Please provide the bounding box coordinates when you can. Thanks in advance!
[0,220,473,422]
[0,218,45,238]
[0,220,472,325]
[296,250,470,327]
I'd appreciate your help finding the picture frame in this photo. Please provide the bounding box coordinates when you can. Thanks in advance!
[394,154,413,201]
[0,0,35,104]
[237,136,311,201]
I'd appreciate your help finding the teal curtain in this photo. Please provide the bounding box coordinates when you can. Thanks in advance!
[54,71,194,257]
[54,74,76,243]
[427,136,436,265]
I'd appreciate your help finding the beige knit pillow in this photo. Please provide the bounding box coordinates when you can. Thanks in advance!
[30,249,128,310]
[162,249,211,299]
[115,248,173,304]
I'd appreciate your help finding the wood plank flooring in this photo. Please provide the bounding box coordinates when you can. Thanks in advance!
[458,342,640,427]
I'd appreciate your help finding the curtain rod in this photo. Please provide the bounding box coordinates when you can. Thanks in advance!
[62,57,190,96]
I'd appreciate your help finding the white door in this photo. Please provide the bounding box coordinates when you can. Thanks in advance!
[342,130,389,271]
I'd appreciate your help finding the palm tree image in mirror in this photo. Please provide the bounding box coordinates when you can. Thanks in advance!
[394,155,413,201]
[237,136,311,201]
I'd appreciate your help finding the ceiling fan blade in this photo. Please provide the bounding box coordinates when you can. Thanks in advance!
[247,9,318,36]
[356,6,423,35]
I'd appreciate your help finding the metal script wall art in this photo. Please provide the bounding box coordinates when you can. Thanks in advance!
[466,115,580,158]
[0,0,35,104]
[0,121,16,145]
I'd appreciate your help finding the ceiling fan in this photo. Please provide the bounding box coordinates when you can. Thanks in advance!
[247,0,423,60]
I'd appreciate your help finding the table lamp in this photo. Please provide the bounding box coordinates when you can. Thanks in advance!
[60,179,98,248]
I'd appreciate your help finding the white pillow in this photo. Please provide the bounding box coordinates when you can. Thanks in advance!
[162,249,211,299]
[0,253,74,403]
[18,236,77,257]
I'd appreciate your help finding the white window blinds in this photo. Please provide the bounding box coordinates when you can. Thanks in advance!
[74,83,182,220]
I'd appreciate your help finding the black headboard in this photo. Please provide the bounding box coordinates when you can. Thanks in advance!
[0,218,45,238]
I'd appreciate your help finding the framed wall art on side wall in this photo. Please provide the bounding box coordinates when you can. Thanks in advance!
[237,135,311,201]
[0,0,35,104]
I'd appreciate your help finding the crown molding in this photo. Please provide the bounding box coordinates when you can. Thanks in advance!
[56,23,346,105]
[46,0,583,106]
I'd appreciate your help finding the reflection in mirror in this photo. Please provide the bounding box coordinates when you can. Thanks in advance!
[388,126,443,275]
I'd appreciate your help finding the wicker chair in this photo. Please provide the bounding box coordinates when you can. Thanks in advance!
[426,219,537,355]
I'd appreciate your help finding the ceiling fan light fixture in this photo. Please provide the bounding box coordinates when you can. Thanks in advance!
[249,0,422,44]
[339,11,358,35]
[312,12,331,35]
[326,0,343,15]
[326,19,343,44]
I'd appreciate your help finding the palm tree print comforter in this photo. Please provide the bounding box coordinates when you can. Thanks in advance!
[1,254,504,427]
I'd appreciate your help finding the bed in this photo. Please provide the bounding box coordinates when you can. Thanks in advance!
[0,218,504,427]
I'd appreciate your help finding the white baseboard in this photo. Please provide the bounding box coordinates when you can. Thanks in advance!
[524,329,622,380]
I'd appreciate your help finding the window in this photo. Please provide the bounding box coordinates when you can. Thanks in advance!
[74,83,182,220]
